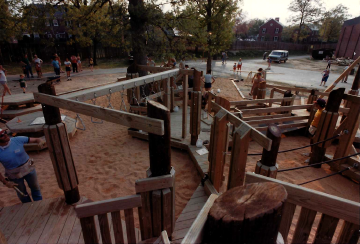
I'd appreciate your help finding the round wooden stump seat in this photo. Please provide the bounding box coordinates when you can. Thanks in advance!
[204,182,287,244]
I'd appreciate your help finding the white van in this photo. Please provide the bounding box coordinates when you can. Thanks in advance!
[269,50,289,63]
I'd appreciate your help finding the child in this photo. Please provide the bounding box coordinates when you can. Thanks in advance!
[233,63,236,72]
[64,58,72,80]
[250,72,264,99]
[19,74,27,93]
[201,70,215,92]
[320,69,330,86]
[237,58,242,73]
[51,58,60,75]
[267,57,272,70]
[89,58,94,72]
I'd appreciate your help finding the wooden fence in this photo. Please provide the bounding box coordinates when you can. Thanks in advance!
[231,41,337,51]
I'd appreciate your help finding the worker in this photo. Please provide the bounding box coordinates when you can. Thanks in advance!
[0,129,45,203]
[309,98,326,136]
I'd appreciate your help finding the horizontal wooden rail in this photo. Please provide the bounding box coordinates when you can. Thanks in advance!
[245,173,360,224]
[60,69,180,102]
[75,194,141,218]
[174,88,193,94]
[34,93,165,135]
[342,94,360,104]
[255,122,308,131]
[266,84,313,93]
[247,115,309,125]
[314,91,330,97]
[137,65,173,73]
[339,107,350,113]
[243,114,290,121]
[230,97,293,106]
[212,102,272,151]
[236,104,311,115]
[135,171,175,193]
[148,91,165,100]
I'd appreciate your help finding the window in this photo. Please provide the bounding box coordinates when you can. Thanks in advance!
[274,36,278,42]
[262,28,266,34]
[47,34,52,38]
[45,20,50,26]
[270,23,273,26]
[53,19,58,26]
[261,36,265,41]
[275,28,279,34]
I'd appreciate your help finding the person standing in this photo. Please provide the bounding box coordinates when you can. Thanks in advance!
[267,57,272,70]
[0,65,11,96]
[20,54,34,78]
[179,58,185,69]
[64,58,72,80]
[51,58,60,75]
[201,70,215,92]
[341,65,349,83]
[32,55,43,78]
[0,129,44,203]
[77,55,82,72]
[54,54,63,73]
[326,59,331,69]
[320,69,330,86]
[89,58,94,72]
[237,58,242,74]
[250,72,264,99]
[263,51,268,60]
[71,55,78,73]
[18,74,27,93]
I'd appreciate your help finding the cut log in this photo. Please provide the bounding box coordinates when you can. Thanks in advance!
[204,182,287,244]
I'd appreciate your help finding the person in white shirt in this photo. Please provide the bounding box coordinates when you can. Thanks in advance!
[0,65,11,96]
[64,58,72,81]
[237,58,242,74]
[32,55,43,78]
[179,58,185,69]
[341,65,349,83]
[201,70,215,91]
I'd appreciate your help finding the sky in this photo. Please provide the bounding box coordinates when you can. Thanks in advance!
[240,0,360,25]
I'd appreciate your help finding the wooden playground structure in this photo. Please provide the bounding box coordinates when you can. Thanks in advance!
[1,62,360,244]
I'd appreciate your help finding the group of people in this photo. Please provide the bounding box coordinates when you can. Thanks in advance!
[51,54,94,81]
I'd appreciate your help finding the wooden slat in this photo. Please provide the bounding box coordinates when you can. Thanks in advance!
[46,202,73,244]
[255,122,308,131]
[3,201,32,239]
[162,188,172,235]
[181,194,219,244]
[182,75,189,138]
[80,216,99,244]
[266,84,314,93]
[75,195,141,218]
[135,174,174,193]
[247,115,309,125]
[245,173,360,224]
[336,221,360,244]
[124,209,136,244]
[98,213,112,244]
[291,207,317,244]
[231,80,245,99]
[138,192,153,240]
[34,93,165,136]
[161,230,171,244]
[238,104,311,114]
[152,190,162,237]
[111,211,125,244]
[243,113,289,121]
[313,214,339,244]
[204,180,218,196]
[278,202,296,243]
[230,97,293,106]
[0,204,22,232]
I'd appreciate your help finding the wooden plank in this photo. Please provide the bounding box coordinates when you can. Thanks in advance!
[98,213,112,244]
[204,180,218,196]
[181,194,219,244]
[47,202,74,244]
[75,195,141,218]
[161,230,171,244]
[170,168,176,238]
[227,124,251,189]
[0,204,22,232]
[152,190,162,237]
[182,75,189,138]
[1,105,42,119]
[111,211,124,244]
[336,221,359,244]
[34,93,165,136]
[313,214,339,244]
[80,216,99,244]
[3,201,32,239]
[255,122,308,132]
[1,93,35,105]
[230,97,293,106]
[243,113,290,121]
[278,202,296,243]
[138,192,153,240]
[162,188,172,236]
[124,209,136,244]
[266,84,314,93]
[238,104,311,115]
[137,65,173,73]
[291,207,317,244]
[231,80,245,99]
[135,175,173,193]
[245,173,360,224]
[247,115,309,125]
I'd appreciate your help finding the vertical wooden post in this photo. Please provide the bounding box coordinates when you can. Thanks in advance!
[341,66,359,122]
[227,124,251,189]
[162,76,171,110]
[255,124,281,178]
[309,88,344,168]
[190,91,202,145]
[307,89,318,111]
[170,87,174,112]
[256,81,267,99]
[208,109,228,191]
[269,88,275,107]
[126,73,140,105]
[39,82,80,205]
[147,100,171,176]
[182,75,189,138]
[280,90,293,114]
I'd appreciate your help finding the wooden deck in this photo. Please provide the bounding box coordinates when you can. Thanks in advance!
[1,94,35,106]
[172,185,208,244]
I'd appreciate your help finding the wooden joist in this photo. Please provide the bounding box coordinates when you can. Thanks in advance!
[34,93,165,135]
[247,115,309,125]
[231,80,245,99]
[237,104,311,115]
[230,97,293,106]
[255,122,308,131]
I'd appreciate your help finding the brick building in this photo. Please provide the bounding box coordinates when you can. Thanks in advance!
[335,16,360,59]
[258,18,283,42]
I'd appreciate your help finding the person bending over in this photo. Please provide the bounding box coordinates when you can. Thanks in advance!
[201,70,215,92]
[0,130,45,203]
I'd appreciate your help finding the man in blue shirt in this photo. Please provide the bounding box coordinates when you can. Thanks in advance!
[0,129,45,203]
[51,58,60,76]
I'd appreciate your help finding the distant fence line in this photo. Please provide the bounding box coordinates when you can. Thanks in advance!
[230,41,337,51]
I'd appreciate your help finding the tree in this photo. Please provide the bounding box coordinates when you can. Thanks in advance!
[247,18,265,37]
[319,4,349,42]
[288,0,322,42]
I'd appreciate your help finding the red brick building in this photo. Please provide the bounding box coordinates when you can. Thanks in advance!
[335,16,360,59]
[258,18,283,42]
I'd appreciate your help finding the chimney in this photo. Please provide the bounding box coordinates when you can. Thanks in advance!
[275,17,280,22]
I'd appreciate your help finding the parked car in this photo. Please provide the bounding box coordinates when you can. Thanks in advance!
[269,50,289,63]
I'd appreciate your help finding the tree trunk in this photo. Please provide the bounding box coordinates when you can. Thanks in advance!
[206,0,212,72]
[93,38,98,65]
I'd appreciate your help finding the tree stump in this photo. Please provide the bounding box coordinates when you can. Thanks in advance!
[204,182,287,244]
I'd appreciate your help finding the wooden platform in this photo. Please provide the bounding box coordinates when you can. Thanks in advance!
[0,196,142,244]
[1,94,35,106]
[1,105,42,120]
[172,185,208,244]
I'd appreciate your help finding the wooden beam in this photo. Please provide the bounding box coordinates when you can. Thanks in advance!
[255,122,308,131]
[60,69,180,102]
[34,93,165,135]
[137,65,173,73]
[245,173,360,224]
[230,97,293,106]
[237,104,311,115]
[247,115,309,125]
[243,113,290,121]
[266,84,314,93]
[135,174,174,193]
[231,80,245,99]
[180,69,195,76]
[75,195,142,218]
[182,75,189,138]
[148,91,165,100]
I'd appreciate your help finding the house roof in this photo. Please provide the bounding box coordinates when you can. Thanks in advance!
[259,19,284,28]
[343,16,360,27]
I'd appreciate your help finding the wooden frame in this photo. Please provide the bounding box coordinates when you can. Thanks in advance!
[135,170,175,193]
[34,93,165,135]
[236,104,311,115]
[230,97,293,106]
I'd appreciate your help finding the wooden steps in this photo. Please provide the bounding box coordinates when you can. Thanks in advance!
[1,105,42,119]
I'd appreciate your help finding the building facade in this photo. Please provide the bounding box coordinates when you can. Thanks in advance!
[335,16,360,59]
[258,18,283,42]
